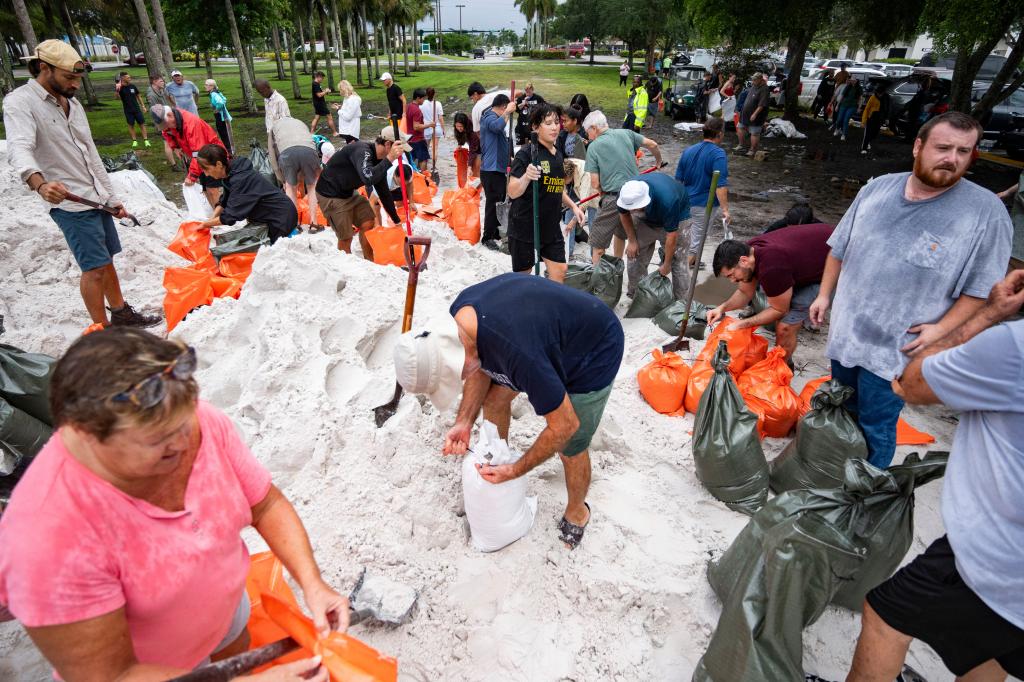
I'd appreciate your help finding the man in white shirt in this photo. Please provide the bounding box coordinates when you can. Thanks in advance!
[255,79,291,184]
[422,87,445,168]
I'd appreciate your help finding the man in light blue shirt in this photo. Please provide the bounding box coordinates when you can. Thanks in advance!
[674,117,730,264]
[165,70,199,116]
[845,269,1024,682]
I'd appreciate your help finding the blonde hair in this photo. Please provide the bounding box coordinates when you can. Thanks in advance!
[338,80,354,97]
[205,79,217,89]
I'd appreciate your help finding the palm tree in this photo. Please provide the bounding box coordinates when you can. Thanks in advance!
[148,0,175,70]
[514,0,538,50]
[129,0,167,76]
[12,0,37,53]
[284,28,302,98]
[56,0,99,104]
[271,23,287,80]
[224,0,256,112]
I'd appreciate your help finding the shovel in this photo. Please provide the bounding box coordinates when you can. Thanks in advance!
[64,192,151,227]
[430,100,441,185]
[574,163,667,206]
[662,169,720,354]
[170,570,417,681]
[494,80,516,238]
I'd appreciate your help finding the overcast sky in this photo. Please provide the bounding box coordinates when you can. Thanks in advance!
[415,0,529,34]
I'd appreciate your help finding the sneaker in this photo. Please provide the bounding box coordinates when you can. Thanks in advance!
[481,239,499,251]
[131,140,139,148]
[746,150,755,157]
[866,144,871,151]
[833,129,840,137]
[109,303,162,328]
[733,144,744,151]
[144,139,152,148]
[841,135,846,142]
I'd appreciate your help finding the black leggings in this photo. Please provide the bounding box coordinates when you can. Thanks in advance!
[862,114,883,151]
[214,113,233,155]
[619,75,628,86]
[480,170,506,242]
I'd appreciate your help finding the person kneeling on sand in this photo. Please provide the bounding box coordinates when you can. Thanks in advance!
[0,328,344,681]
[316,125,408,259]
[393,273,625,549]
[195,144,298,244]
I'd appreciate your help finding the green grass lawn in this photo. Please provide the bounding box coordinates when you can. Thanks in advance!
[0,60,632,202]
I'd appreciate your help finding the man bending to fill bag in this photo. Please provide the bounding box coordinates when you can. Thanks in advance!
[393,274,624,550]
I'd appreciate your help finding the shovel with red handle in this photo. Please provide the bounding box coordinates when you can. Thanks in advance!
[63,192,150,227]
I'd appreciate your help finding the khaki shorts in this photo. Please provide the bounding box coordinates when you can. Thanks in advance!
[317,192,375,241]
[590,193,627,250]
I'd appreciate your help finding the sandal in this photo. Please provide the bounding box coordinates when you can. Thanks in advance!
[557,502,591,550]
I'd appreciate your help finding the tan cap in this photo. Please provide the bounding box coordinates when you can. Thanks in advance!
[33,39,86,74]
[379,125,413,152]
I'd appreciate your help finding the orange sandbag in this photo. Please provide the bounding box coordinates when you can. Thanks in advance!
[245,552,305,670]
[189,251,219,274]
[454,147,469,188]
[263,593,398,681]
[450,200,481,244]
[799,374,937,445]
[737,348,802,438]
[364,227,422,267]
[637,349,691,414]
[219,252,257,281]
[162,267,214,332]
[210,275,243,299]
[412,172,433,205]
[168,221,212,263]
[683,361,714,414]
[696,318,769,376]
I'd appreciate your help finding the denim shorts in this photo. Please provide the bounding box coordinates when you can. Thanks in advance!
[563,384,614,456]
[50,207,122,272]
[780,283,821,325]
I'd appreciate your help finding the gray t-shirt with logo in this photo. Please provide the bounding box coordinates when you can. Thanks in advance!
[923,319,1024,629]
[827,172,1011,380]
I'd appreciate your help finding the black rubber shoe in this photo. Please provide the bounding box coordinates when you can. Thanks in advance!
[109,303,162,328]
[482,239,500,251]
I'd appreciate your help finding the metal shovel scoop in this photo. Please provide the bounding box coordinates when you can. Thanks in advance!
[171,570,417,681]
[64,192,152,227]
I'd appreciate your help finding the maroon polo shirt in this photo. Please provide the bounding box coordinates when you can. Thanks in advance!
[748,223,835,296]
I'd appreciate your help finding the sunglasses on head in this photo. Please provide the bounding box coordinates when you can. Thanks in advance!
[111,346,197,410]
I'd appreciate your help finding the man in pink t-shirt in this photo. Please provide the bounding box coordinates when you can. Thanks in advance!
[405,87,430,172]
[0,328,343,679]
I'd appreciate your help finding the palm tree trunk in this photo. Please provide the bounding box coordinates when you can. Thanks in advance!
[307,0,318,73]
[412,23,419,71]
[205,50,213,79]
[0,40,16,95]
[320,8,335,89]
[372,22,381,80]
[12,0,37,53]
[330,0,345,81]
[402,25,409,77]
[284,29,301,98]
[56,0,98,105]
[298,20,309,73]
[271,23,286,80]
[130,0,167,77]
[148,0,175,70]
[245,43,256,83]
[224,0,256,112]
[352,14,362,85]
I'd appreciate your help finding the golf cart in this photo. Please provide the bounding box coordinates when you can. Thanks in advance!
[665,65,707,120]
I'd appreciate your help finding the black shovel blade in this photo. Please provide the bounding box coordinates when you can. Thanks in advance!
[430,170,440,185]
[372,383,403,427]
[661,337,690,353]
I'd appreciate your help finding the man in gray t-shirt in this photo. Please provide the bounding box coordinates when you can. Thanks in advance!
[737,73,770,156]
[810,112,1011,468]
[844,269,1024,682]
[165,70,199,115]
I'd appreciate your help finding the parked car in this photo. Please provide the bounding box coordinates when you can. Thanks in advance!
[817,59,857,71]
[567,42,585,58]
[884,71,953,138]
[798,67,885,107]
[975,84,1024,150]
[665,65,707,120]
[1000,114,1024,160]
[472,48,485,59]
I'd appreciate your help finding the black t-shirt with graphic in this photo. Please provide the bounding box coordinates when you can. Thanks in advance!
[312,81,329,114]
[386,83,404,118]
[509,142,565,242]
[119,83,142,112]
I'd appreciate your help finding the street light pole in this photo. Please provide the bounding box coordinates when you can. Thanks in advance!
[456,4,465,33]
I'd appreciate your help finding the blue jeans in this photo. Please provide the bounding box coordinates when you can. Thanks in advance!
[830,360,904,469]
[837,105,857,137]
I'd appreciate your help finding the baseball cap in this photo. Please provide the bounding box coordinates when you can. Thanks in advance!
[32,39,85,74]
[379,125,413,152]
[380,72,393,82]
[392,317,465,411]
[149,104,170,129]
[617,181,652,211]
[170,69,183,77]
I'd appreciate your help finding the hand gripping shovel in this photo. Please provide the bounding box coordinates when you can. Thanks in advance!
[63,192,151,227]
[662,169,720,354]
[170,570,416,681]
[494,80,516,238]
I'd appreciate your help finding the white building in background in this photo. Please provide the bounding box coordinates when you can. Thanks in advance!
[836,33,1013,62]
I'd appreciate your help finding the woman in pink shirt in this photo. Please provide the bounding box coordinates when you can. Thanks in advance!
[0,328,342,681]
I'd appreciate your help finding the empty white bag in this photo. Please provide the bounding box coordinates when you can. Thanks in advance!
[462,421,537,552]
[182,182,213,219]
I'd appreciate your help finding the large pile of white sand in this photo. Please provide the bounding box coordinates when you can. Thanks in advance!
[0,136,954,681]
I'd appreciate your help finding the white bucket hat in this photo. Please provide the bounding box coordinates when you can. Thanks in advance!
[393,316,465,411]
[617,180,652,211]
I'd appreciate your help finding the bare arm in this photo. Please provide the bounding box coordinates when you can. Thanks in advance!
[443,369,493,455]
[808,252,842,326]
[617,210,639,255]
[507,164,538,200]
[658,230,679,275]
[478,395,579,483]
[735,288,790,330]
[641,137,662,167]
[901,293,986,356]
[715,186,730,221]
[589,172,601,195]
[707,280,757,325]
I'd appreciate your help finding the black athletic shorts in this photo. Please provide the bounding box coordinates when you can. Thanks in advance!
[867,535,1024,677]
[509,235,565,272]
[124,107,145,126]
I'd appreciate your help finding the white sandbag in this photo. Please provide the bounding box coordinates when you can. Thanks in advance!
[673,121,704,132]
[721,95,736,123]
[462,420,537,552]
[109,169,166,202]
[707,90,722,116]
[182,182,213,219]
[764,118,807,139]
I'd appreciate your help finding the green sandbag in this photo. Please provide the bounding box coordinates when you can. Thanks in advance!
[248,139,280,188]
[625,271,674,318]
[695,452,947,681]
[0,343,56,425]
[747,289,778,333]
[693,513,865,682]
[590,254,624,308]
[210,224,271,259]
[653,300,710,340]
[770,380,868,493]
[692,341,769,515]
[0,398,52,476]
[562,263,593,291]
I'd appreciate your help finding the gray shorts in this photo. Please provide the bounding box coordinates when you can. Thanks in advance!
[779,283,821,325]
[51,208,122,272]
[278,145,321,186]
[590,193,627,250]
[197,591,251,666]
[739,121,763,135]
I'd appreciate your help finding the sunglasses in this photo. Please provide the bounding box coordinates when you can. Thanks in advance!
[111,346,197,409]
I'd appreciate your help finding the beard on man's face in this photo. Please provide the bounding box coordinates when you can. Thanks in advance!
[46,71,78,98]
[913,152,962,189]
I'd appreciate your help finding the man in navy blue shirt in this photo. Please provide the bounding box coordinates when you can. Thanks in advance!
[393,273,625,550]
[617,173,691,300]
[675,117,730,265]
[478,94,512,250]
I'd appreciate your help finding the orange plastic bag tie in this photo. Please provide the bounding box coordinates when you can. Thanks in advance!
[262,593,399,682]
[454,147,469,188]
[162,267,214,332]
[637,349,691,414]
[798,375,831,415]
[364,227,422,267]
[168,221,212,263]
[737,347,802,438]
